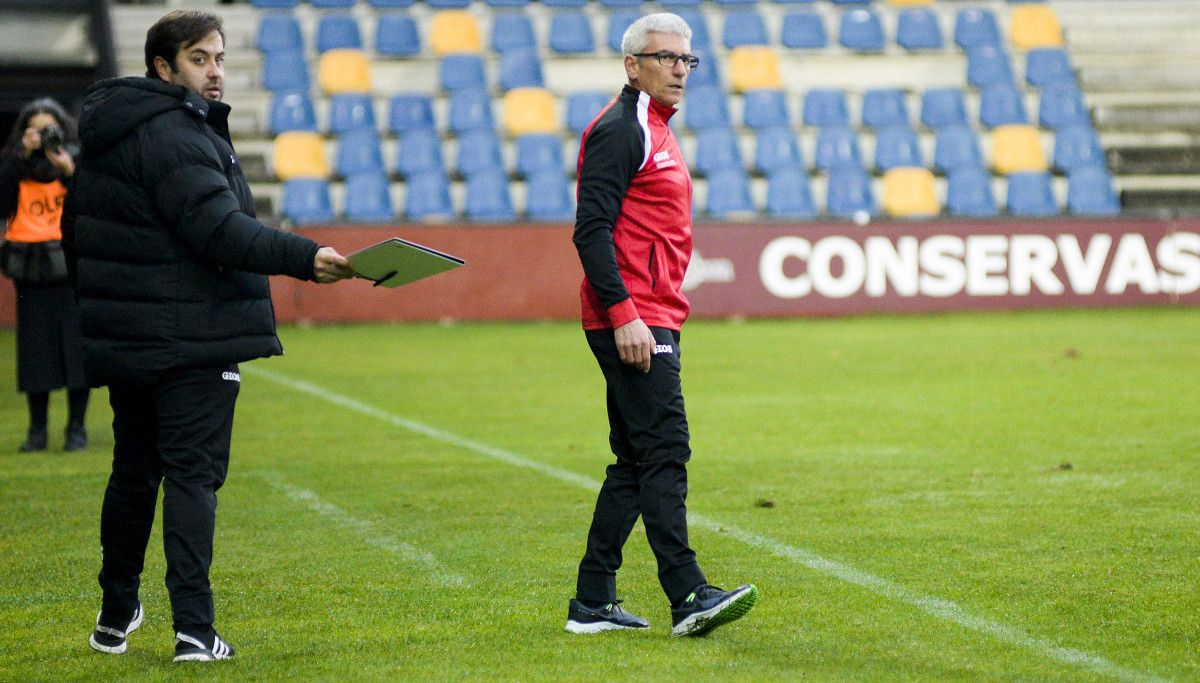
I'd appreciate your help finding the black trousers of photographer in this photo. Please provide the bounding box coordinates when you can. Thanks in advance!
[98,364,239,634]
[576,327,707,607]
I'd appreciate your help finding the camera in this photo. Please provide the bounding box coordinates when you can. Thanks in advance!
[39,125,64,152]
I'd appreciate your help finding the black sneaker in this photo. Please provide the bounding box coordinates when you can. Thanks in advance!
[564,599,650,634]
[88,603,143,654]
[671,584,759,637]
[173,630,235,662]
[18,430,47,452]
[64,425,88,451]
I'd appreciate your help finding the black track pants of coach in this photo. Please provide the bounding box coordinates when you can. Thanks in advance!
[577,327,707,606]
[98,364,239,634]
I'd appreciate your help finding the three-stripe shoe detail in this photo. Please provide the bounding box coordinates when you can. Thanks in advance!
[88,603,143,654]
[173,631,235,662]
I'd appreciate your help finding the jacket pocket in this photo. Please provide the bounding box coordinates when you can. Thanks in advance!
[648,242,659,291]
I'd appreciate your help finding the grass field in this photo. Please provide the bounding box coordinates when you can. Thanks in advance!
[0,308,1197,681]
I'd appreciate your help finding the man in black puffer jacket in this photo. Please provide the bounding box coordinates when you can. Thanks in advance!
[63,10,354,663]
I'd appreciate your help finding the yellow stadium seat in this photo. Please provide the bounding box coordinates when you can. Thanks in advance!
[727,46,782,93]
[502,88,558,136]
[1010,5,1064,49]
[430,11,482,56]
[882,167,939,218]
[991,124,1048,174]
[886,0,932,6]
[273,132,329,180]
[318,49,371,94]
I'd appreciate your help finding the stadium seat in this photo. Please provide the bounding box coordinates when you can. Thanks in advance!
[335,129,385,178]
[1067,166,1120,216]
[979,82,1028,127]
[405,171,455,220]
[543,0,586,6]
[524,171,575,221]
[257,15,303,53]
[839,8,886,52]
[920,88,968,129]
[311,0,354,7]
[882,167,939,217]
[491,12,536,53]
[1006,171,1058,216]
[269,92,317,134]
[281,179,333,224]
[723,10,769,49]
[329,93,376,134]
[430,11,482,55]
[714,0,755,5]
[566,91,611,134]
[600,0,642,7]
[455,129,505,177]
[1025,48,1075,87]
[945,167,998,217]
[486,0,530,5]
[343,172,394,222]
[440,54,487,91]
[780,10,827,49]
[684,85,731,129]
[896,8,943,50]
[687,48,722,88]
[515,134,564,177]
[1039,84,1090,128]
[466,169,516,221]
[389,93,435,133]
[754,126,804,173]
[375,13,421,57]
[862,88,910,129]
[765,168,816,218]
[803,89,850,127]
[607,11,641,53]
[887,0,932,6]
[874,125,923,170]
[933,125,983,173]
[814,125,862,171]
[991,124,1047,174]
[428,0,471,9]
[316,14,362,53]
[742,89,790,129]
[695,127,744,176]
[826,166,876,218]
[252,0,298,7]
[1052,124,1105,172]
[273,131,329,180]
[502,87,557,136]
[967,46,1015,87]
[448,88,495,133]
[728,46,782,93]
[318,50,371,94]
[954,8,1000,49]
[674,8,711,50]
[396,129,445,178]
[1010,4,1064,49]
[660,0,700,6]
[262,51,310,93]
[499,48,544,91]
[705,169,755,217]
[549,11,595,54]
[370,0,414,7]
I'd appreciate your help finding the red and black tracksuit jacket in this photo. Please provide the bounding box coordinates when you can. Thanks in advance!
[573,85,694,331]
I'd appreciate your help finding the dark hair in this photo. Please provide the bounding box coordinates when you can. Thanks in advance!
[2,97,75,159]
[144,10,225,79]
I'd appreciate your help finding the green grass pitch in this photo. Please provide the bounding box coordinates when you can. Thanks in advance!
[0,308,1196,681]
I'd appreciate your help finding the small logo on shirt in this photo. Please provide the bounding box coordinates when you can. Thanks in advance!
[222,371,241,382]
[653,344,674,355]
[653,151,670,162]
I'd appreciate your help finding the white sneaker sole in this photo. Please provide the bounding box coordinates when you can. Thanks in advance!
[564,619,645,634]
[88,604,143,654]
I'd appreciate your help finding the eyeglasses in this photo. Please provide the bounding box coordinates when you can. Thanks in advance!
[631,51,700,71]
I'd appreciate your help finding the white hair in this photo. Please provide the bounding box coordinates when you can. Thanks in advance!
[620,13,692,56]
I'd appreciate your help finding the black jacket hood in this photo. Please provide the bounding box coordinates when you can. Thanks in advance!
[79,77,219,154]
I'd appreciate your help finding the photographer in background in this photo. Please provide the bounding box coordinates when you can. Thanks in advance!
[0,98,90,452]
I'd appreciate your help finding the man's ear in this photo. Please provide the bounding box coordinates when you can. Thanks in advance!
[623,54,638,83]
[153,56,173,82]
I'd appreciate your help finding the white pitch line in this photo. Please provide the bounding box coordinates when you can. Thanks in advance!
[244,364,1167,683]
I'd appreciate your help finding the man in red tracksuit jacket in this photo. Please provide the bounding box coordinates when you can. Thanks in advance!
[565,13,758,638]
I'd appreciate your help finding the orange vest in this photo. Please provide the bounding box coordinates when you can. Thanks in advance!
[5,178,66,242]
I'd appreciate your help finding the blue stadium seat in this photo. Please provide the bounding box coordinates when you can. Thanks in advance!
[455,129,505,177]
[466,169,516,221]
[388,93,435,133]
[862,88,910,129]
[979,82,1028,127]
[544,0,587,6]
[826,166,876,218]
[967,46,1015,87]
[673,8,710,50]
[375,13,420,57]
[684,85,731,129]
[874,125,923,171]
[766,168,816,218]
[803,89,849,127]
[440,54,487,92]
[934,125,983,173]
[370,0,414,6]
[687,48,721,88]
[335,130,385,178]
[706,169,755,216]
[427,0,470,8]
[600,0,642,7]
[316,14,362,53]
[814,125,862,171]
[491,12,536,53]
[714,0,755,5]
[344,172,395,222]
[839,7,885,52]
[549,11,595,54]
[1067,166,1119,216]
[329,93,376,134]
[660,0,701,6]
[780,10,827,49]
[252,0,298,7]
[742,89,790,129]
[754,126,804,173]
[1052,124,1104,172]
[514,134,564,177]
[499,48,544,91]
[920,88,968,129]
[695,127,744,176]
[607,11,641,53]
[404,171,454,220]
[946,167,998,216]
[896,8,943,50]
[311,0,354,7]
[566,91,611,134]
[257,15,303,53]
[954,8,1001,48]
[396,129,445,178]
[262,51,310,92]
[269,92,317,134]
[448,89,495,133]
[1006,171,1058,216]
[723,10,769,48]
[524,171,575,221]
[1025,48,1075,87]
[1038,84,1089,128]
[486,0,531,6]
[282,179,333,224]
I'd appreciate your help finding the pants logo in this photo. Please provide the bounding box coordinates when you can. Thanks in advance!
[221,371,241,382]
[653,344,674,355]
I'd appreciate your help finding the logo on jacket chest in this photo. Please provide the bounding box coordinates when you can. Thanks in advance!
[653,150,678,169]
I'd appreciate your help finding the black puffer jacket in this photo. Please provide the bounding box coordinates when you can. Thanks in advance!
[64,77,320,385]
